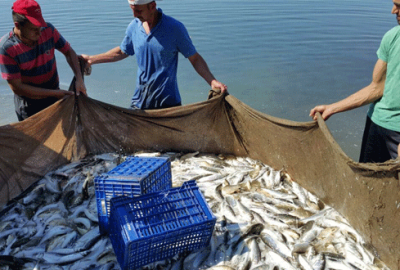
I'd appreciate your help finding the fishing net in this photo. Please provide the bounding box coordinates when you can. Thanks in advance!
[0,77,399,269]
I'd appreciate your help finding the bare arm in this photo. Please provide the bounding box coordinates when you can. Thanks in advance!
[7,78,73,100]
[310,59,387,121]
[188,52,227,93]
[81,46,129,66]
[63,47,87,95]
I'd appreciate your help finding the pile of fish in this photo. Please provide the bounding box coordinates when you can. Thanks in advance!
[0,151,391,270]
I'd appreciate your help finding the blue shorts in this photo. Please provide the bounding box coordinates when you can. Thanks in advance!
[359,116,400,163]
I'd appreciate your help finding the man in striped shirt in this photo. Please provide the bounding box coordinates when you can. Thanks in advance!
[0,0,86,121]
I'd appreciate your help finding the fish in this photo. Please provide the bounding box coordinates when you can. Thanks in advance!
[260,229,293,260]
[0,151,390,270]
[264,250,298,270]
[183,247,210,270]
[297,254,314,270]
[39,225,73,246]
[247,237,261,265]
[42,250,91,264]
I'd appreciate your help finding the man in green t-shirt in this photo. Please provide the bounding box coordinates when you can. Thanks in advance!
[310,1,400,163]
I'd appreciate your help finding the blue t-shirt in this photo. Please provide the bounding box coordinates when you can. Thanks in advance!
[120,9,197,109]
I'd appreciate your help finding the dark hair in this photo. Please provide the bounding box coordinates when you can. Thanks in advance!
[12,11,29,26]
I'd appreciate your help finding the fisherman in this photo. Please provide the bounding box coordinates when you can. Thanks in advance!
[81,0,227,110]
[310,1,400,163]
[0,0,86,121]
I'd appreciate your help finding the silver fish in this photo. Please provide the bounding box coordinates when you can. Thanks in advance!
[42,250,91,264]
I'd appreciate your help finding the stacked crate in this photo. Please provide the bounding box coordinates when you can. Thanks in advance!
[108,180,216,270]
[94,156,172,234]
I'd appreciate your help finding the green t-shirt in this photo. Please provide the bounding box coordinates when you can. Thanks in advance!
[368,26,400,132]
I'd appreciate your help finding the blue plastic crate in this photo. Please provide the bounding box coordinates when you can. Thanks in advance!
[94,156,172,234]
[109,180,216,270]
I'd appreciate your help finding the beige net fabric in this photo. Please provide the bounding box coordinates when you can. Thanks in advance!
[0,85,399,269]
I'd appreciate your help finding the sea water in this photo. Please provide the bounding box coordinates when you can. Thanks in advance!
[0,0,394,161]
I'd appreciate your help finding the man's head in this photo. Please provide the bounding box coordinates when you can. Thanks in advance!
[128,0,160,22]
[12,0,46,27]
[393,0,400,24]
[128,0,160,5]
[12,0,46,44]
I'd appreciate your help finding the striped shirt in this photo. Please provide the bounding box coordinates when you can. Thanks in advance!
[0,22,70,90]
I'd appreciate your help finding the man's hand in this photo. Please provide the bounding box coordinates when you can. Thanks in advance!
[80,54,91,65]
[80,54,92,75]
[75,78,87,96]
[309,105,334,121]
[53,89,74,99]
[211,79,228,94]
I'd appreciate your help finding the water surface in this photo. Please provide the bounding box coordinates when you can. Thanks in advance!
[0,0,394,160]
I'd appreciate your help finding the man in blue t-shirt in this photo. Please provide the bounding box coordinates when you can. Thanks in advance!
[81,0,227,110]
